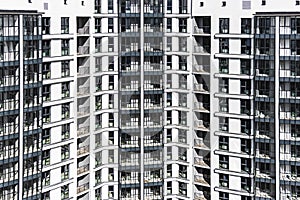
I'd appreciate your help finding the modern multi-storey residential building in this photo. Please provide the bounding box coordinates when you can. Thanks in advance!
[3,0,300,200]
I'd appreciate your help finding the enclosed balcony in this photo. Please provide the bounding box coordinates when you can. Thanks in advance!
[78,57,90,76]
[77,17,90,35]
[193,16,211,35]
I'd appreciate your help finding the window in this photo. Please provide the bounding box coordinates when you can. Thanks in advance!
[166,129,172,142]
[262,0,266,5]
[61,145,70,160]
[167,19,172,32]
[179,18,187,33]
[179,93,187,107]
[61,39,69,56]
[179,165,187,178]
[179,129,187,143]
[62,82,70,98]
[62,124,70,140]
[179,74,187,89]
[179,111,187,125]
[108,185,114,198]
[219,78,228,93]
[167,165,172,177]
[178,147,187,161]
[241,139,250,154]
[108,131,114,144]
[42,171,50,186]
[108,18,113,32]
[241,100,250,115]
[219,192,229,200]
[179,182,187,195]
[42,128,50,145]
[219,58,229,74]
[95,18,101,33]
[222,1,226,7]
[61,17,69,34]
[61,165,69,181]
[167,182,172,194]
[42,62,51,79]
[241,177,251,191]
[167,56,172,69]
[219,174,229,188]
[297,0,300,5]
[108,149,114,163]
[219,155,229,169]
[219,98,228,112]
[108,37,114,52]
[167,0,172,13]
[61,185,69,199]
[200,2,204,7]
[241,119,250,135]
[219,136,228,150]
[42,17,50,34]
[241,59,251,75]
[42,40,51,57]
[179,56,187,70]
[42,150,50,166]
[241,79,251,95]
[241,18,251,34]
[241,39,251,55]
[219,38,229,53]
[61,61,70,77]
[108,0,113,13]
[95,0,101,13]
[42,85,50,101]
[179,0,187,14]
[62,103,70,119]
[219,18,229,33]
[241,158,251,173]
[43,107,50,123]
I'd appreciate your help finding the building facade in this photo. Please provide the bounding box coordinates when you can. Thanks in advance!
[1,0,300,200]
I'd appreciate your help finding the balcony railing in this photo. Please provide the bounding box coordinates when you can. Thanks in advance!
[77,126,89,136]
[77,164,89,175]
[77,183,89,194]
[77,145,89,156]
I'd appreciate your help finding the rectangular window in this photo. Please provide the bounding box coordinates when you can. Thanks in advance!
[95,18,101,33]
[241,139,250,154]
[108,18,113,32]
[61,17,69,34]
[241,38,251,55]
[219,155,229,169]
[61,145,70,160]
[241,158,251,173]
[42,17,50,34]
[179,18,187,33]
[108,37,114,52]
[167,18,172,32]
[219,18,229,33]
[219,136,228,150]
[61,61,70,77]
[95,0,101,13]
[108,0,113,13]
[179,0,187,14]
[219,174,229,188]
[241,18,251,34]
[42,40,51,57]
[42,62,51,79]
[167,0,172,13]
[219,58,229,74]
[42,85,50,101]
[62,103,70,119]
[62,82,70,98]
[61,39,69,56]
[219,38,229,53]
[43,107,51,123]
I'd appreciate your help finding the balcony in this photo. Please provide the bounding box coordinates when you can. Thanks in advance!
[194,26,210,35]
[194,157,210,168]
[193,65,210,74]
[194,102,210,113]
[77,126,89,137]
[77,183,89,194]
[78,86,89,96]
[194,45,210,54]
[78,105,89,116]
[194,174,210,187]
[78,20,90,35]
[194,83,209,93]
[194,138,209,150]
[77,145,89,156]
[194,120,209,131]
[77,164,89,175]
